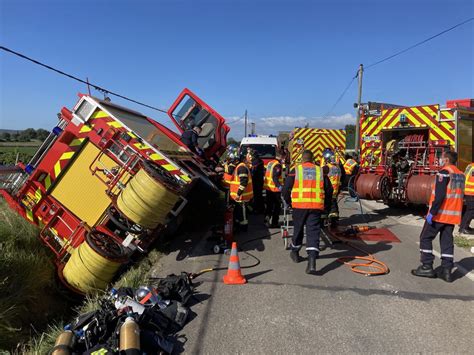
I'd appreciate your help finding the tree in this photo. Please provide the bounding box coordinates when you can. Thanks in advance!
[345,124,355,149]
[36,129,49,141]
[1,132,11,141]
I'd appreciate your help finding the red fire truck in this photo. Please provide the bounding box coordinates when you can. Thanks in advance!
[355,99,474,206]
[0,89,229,293]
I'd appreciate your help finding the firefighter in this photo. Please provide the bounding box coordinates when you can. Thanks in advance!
[343,154,358,184]
[247,149,265,214]
[321,148,341,225]
[219,145,239,190]
[264,156,283,228]
[229,155,253,231]
[411,151,464,283]
[282,150,333,274]
[459,162,474,235]
[180,126,203,156]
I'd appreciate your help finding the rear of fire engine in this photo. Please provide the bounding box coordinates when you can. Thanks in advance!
[289,127,346,166]
[0,89,229,294]
[355,99,474,206]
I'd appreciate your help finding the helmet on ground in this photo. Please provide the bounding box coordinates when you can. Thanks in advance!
[134,286,159,306]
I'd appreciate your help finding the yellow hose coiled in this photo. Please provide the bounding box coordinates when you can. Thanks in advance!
[63,232,124,293]
[117,161,181,229]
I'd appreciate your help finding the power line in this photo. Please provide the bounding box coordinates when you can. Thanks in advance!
[365,17,474,70]
[0,45,169,114]
[323,72,358,117]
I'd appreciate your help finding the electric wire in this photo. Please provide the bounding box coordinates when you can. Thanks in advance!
[0,45,169,114]
[323,73,358,118]
[365,17,474,70]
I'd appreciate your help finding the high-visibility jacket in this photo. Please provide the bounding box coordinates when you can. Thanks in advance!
[230,163,253,202]
[464,163,474,196]
[222,162,236,188]
[325,163,341,198]
[343,159,357,175]
[291,162,324,210]
[264,159,283,192]
[429,164,465,225]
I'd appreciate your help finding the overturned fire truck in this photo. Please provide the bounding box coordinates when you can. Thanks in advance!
[0,89,229,294]
[355,99,474,206]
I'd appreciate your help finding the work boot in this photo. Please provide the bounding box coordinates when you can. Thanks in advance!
[437,267,453,283]
[290,249,301,263]
[305,254,317,275]
[459,228,474,235]
[411,264,436,278]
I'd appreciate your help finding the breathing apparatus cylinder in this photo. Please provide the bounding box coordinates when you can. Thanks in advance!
[51,330,74,355]
[119,317,141,354]
[224,205,234,243]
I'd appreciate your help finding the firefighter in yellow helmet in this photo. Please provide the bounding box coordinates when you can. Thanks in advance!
[321,148,341,226]
[220,144,239,189]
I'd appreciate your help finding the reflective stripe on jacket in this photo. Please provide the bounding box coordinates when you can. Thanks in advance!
[264,159,283,192]
[230,163,253,202]
[343,159,357,175]
[327,163,341,198]
[429,164,465,225]
[291,162,324,210]
[465,163,474,196]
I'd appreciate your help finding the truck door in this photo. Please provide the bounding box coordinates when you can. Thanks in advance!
[457,110,474,171]
[168,89,230,159]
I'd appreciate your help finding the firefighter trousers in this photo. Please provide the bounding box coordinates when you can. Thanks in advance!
[419,221,454,268]
[265,190,281,226]
[291,209,321,256]
[460,197,474,230]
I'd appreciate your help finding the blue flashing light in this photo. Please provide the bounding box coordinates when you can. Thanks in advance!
[25,164,35,174]
[52,126,63,136]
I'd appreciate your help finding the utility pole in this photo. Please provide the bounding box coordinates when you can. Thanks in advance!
[354,64,364,154]
[251,122,256,135]
[244,110,248,137]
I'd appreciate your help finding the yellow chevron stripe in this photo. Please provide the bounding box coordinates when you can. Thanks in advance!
[149,152,165,160]
[162,164,175,171]
[69,138,85,147]
[44,174,52,190]
[26,209,34,221]
[35,189,42,202]
[79,125,92,133]
[90,110,109,119]
[60,151,75,160]
[127,131,138,139]
[134,142,150,150]
[411,108,451,141]
[107,121,123,128]
[181,175,191,182]
[422,105,438,120]
[54,161,62,178]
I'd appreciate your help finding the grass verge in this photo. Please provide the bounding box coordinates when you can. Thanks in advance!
[454,235,474,250]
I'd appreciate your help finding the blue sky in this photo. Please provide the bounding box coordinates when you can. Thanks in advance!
[0,0,473,138]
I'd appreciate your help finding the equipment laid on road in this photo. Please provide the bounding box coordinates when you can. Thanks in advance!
[355,99,474,206]
[289,128,346,168]
[0,89,230,293]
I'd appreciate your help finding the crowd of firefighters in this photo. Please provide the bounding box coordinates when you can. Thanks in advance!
[213,142,474,282]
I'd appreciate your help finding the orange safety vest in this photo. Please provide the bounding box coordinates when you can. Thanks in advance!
[343,159,357,175]
[230,163,253,202]
[291,162,324,210]
[264,160,283,192]
[221,162,235,188]
[464,163,474,196]
[429,165,465,225]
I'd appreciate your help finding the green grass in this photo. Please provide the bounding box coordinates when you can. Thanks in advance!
[454,236,474,250]
[0,199,56,352]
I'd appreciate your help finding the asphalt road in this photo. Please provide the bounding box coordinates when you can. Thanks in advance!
[151,195,474,354]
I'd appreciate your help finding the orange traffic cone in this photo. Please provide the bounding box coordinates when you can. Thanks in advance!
[223,242,247,285]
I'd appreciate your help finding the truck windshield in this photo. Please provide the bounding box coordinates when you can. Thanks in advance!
[240,144,276,159]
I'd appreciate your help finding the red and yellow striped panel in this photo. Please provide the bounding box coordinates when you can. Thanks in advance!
[360,105,456,166]
[291,128,346,165]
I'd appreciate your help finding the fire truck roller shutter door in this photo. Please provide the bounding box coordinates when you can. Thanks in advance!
[116,160,182,229]
[63,230,126,293]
